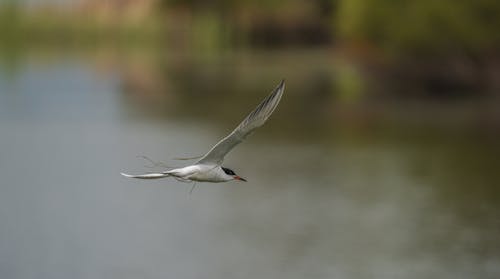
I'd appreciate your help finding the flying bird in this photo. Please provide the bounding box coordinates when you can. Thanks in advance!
[121,79,285,183]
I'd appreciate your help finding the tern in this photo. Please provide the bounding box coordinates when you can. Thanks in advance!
[121,79,285,183]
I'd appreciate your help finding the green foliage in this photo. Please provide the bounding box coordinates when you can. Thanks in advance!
[2,0,498,58]
[337,0,500,53]
[159,0,283,11]
[0,2,22,41]
[0,9,163,48]
[334,60,364,103]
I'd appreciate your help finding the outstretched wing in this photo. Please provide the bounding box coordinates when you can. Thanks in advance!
[197,80,285,165]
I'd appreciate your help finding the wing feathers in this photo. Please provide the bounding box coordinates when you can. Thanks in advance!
[197,80,285,165]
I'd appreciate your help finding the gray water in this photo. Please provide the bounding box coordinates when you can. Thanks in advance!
[0,51,499,279]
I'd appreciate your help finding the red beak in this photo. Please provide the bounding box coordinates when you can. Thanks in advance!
[234,176,247,182]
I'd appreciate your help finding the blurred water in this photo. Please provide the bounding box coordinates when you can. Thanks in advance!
[0,51,499,279]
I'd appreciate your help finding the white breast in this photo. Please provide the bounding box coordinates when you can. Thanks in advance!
[187,165,232,182]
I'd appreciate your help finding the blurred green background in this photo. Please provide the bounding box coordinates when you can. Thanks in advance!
[2,0,500,97]
[0,1,499,279]
[2,0,499,128]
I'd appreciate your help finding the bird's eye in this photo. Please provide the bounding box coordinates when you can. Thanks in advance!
[222,167,235,175]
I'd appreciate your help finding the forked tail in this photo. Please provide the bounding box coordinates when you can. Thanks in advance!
[120,172,169,179]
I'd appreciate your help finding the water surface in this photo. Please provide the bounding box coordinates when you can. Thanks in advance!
[0,50,499,279]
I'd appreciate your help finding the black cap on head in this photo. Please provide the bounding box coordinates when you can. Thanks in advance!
[222,167,235,176]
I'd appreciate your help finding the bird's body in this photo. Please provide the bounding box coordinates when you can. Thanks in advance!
[123,165,234,182]
[121,80,285,183]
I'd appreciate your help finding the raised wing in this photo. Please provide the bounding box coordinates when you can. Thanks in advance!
[197,80,285,165]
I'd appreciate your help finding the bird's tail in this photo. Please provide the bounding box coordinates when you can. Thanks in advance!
[120,172,170,179]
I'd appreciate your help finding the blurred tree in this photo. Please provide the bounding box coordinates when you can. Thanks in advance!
[158,0,283,12]
[337,0,500,54]
[0,1,23,44]
[158,0,335,46]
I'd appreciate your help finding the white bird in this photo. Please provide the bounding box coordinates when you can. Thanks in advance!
[121,79,285,183]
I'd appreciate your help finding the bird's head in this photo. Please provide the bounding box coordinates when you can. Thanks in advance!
[222,167,247,182]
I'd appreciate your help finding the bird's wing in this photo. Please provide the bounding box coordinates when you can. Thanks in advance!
[197,80,285,165]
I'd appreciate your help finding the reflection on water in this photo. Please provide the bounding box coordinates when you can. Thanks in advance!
[0,50,499,279]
